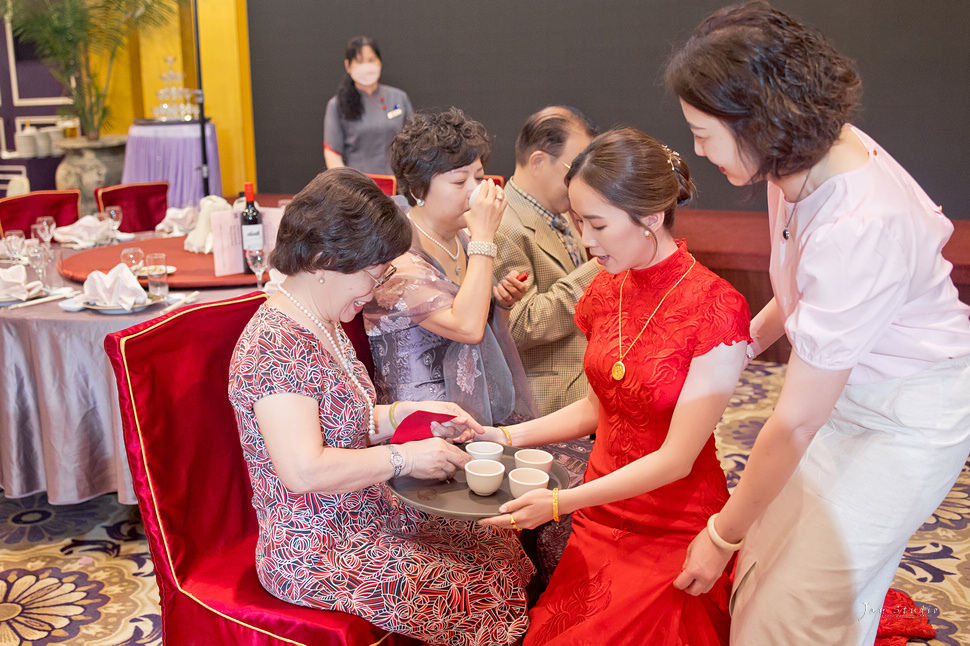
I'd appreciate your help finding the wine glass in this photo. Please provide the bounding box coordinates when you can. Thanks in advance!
[105,205,124,236]
[3,229,25,260]
[36,216,55,254]
[120,247,145,274]
[26,241,47,289]
[245,249,268,290]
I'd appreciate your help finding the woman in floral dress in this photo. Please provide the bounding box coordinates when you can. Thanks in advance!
[229,168,534,646]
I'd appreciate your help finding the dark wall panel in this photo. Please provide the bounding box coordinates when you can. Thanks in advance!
[248,0,969,219]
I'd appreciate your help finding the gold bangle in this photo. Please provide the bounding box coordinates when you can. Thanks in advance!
[552,488,561,522]
[706,513,743,551]
[388,401,402,430]
[498,425,512,446]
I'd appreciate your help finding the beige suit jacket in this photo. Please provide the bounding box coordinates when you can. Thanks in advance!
[494,187,600,415]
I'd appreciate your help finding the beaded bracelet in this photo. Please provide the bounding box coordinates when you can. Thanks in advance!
[706,513,743,551]
[388,401,402,430]
[498,425,513,446]
[466,240,497,258]
[552,488,561,522]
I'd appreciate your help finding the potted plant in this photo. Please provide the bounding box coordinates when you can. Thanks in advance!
[5,0,183,140]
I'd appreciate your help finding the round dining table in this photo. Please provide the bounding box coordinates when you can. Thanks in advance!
[0,236,258,505]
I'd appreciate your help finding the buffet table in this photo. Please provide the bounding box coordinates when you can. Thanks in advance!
[0,238,255,504]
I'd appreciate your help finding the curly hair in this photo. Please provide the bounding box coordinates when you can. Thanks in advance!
[270,167,411,275]
[390,107,492,206]
[565,127,694,231]
[337,36,381,122]
[665,1,862,180]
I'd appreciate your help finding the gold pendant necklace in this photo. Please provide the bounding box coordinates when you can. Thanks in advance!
[613,255,696,381]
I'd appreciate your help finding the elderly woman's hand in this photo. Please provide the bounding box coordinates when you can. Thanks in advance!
[411,400,484,443]
[464,179,507,242]
[399,438,471,481]
[493,270,528,310]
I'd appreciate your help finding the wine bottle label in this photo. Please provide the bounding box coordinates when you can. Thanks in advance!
[242,224,264,250]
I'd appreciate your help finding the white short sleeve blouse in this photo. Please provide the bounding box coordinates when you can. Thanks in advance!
[768,126,970,384]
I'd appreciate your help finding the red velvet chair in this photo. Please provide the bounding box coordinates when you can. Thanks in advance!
[484,174,505,188]
[364,173,397,197]
[104,293,419,646]
[94,181,169,233]
[0,189,80,236]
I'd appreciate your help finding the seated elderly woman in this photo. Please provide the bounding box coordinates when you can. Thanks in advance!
[365,107,537,425]
[228,168,534,646]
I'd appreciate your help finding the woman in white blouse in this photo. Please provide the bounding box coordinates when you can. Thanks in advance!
[666,3,970,645]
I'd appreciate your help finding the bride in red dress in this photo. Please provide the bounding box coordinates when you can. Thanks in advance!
[481,128,751,645]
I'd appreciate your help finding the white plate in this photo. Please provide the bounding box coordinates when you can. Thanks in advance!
[58,299,86,312]
[136,265,177,277]
[81,293,165,315]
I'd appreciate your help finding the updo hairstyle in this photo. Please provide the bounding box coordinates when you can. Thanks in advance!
[390,107,492,206]
[665,0,862,180]
[270,167,411,275]
[565,127,694,231]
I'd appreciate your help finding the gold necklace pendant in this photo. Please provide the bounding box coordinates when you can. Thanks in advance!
[611,360,626,381]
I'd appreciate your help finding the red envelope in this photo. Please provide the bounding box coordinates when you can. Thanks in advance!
[390,410,457,444]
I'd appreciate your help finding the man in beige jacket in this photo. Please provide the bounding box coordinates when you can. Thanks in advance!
[494,107,600,415]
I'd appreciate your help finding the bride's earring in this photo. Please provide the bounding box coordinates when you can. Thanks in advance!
[413,194,425,207]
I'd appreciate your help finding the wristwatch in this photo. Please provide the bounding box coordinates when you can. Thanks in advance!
[389,445,404,478]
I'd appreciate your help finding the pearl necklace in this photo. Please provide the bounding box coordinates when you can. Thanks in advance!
[612,255,696,381]
[278,286,375,435]
[409,215,462,275]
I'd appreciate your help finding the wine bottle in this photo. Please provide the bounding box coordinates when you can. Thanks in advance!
[240,182,262,274]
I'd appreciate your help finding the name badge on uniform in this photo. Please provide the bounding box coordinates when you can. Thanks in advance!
[387,108,403,119]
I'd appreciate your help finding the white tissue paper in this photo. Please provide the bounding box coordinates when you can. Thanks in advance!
[53,215,114,248]
[77,263,148,310]
[184,195,230,254]
[0,264,43,301]
[155,205,199,237]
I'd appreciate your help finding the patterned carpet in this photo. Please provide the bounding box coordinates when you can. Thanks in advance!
[0,361,965,644]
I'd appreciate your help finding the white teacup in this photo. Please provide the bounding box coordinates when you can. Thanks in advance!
[464,459,505,496]
[466,441,504,461]
[514,449,553,474]
[509,467,550,498]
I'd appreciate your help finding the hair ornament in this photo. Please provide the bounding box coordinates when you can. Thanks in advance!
[661,144,680,173]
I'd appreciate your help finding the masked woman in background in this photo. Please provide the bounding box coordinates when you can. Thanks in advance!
[324,36,412,175]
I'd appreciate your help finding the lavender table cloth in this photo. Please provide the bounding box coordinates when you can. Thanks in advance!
[122,122,222,209]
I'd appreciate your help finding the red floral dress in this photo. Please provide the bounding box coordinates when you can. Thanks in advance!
[525,242,751,646]
[229,306,534,646]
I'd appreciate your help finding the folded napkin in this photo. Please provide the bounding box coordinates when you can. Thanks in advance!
[184,195,230,254]
[77,263,148,310]
[156,205,199,237]
[0,264,43,301]
[53,215,114,248]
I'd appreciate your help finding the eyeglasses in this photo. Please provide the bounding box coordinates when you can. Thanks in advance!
[561,161,571,171]
[365,264,397,289]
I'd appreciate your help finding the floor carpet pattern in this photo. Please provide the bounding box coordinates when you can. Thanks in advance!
[0,361,964,644]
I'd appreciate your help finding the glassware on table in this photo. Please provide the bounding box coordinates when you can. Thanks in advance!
[36,216,55,255]
[145,252,168,298]
[3,229,26,259]
[104,205,124,234]
[120,247,145,273]
[26,240,47,289]
[245,249,268,290]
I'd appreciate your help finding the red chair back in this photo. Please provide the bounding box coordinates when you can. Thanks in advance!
[364,173,397,197]
[484,174,505,188]
[104,293,417,645]
[0,189,80,236]
[94,181,169,233]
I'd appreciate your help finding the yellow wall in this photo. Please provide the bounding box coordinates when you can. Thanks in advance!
[100,0,256,199]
